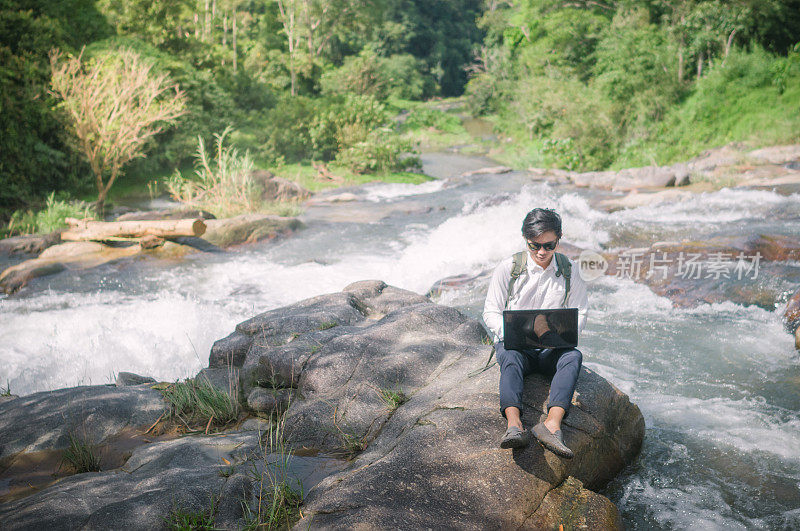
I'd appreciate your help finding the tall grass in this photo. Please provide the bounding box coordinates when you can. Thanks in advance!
[167,127,262,218]
[5,192,94,237]
[60,432,101,473]
[159,377,240,432]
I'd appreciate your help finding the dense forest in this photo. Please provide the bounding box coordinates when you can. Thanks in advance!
[1,0,799,223]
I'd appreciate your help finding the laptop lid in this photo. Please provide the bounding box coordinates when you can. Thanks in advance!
[503,308,578,350]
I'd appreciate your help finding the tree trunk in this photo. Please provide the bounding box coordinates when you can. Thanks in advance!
[233,12,237,73]
[722,29,737,66]
[204,0,210,41]
[697,52,703,79]
[62,219,207,241]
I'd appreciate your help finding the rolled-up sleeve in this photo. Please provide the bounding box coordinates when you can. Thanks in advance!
[567,260,589,336]
[483,258,511,342]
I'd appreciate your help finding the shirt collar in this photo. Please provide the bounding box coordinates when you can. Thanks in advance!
[526,253,556,274]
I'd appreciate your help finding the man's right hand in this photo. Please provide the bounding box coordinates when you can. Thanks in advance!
[533,314,550,337]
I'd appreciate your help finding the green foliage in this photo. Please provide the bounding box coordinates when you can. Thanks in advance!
[616,46,800,167]
[317,321,338,331]
[320,50,426,100]
[60,432,101,474]
[159,377,240,431]
[0,5,105,218]
[5,192,94,237]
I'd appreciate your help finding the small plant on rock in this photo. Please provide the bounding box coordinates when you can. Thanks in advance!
[164,501,217,530]
[60,432,101,473]
[376,386,408,412]
[242,406,303,529]
[317,321,338,331]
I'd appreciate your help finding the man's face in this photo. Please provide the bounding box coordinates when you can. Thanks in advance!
[526,230,559,268]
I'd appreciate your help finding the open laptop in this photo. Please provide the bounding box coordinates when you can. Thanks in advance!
[503,308,579,350]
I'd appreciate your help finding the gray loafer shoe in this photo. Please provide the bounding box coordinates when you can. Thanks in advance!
[500,426,530,449]
[532,422,574,458]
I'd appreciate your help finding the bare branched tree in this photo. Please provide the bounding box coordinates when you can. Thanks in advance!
[50,47,187,215]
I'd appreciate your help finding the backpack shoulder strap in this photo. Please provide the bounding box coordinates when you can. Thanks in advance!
[554,252,571,306]
[505,251,527,309]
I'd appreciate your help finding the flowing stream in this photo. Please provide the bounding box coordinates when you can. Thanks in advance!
[2,152,799,528]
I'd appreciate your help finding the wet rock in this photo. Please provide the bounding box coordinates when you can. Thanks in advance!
[523,476,622,529]
[202,214,304,247]
[0,242,141,294]
[461,165,512,177]
[0,385,165,460]
[0,231,61,256]
[784,288,800,333]
[115,372,157,386]
[571,165,688,191]
[602,235,800,309]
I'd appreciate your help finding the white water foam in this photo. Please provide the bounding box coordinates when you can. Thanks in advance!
[0,291,242,395]
[363,180,447,202]
[607,188,800,225]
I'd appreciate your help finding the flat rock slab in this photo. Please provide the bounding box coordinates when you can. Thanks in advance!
[0,385,165,461]
[212,281,644,529]
[0,432,262,530]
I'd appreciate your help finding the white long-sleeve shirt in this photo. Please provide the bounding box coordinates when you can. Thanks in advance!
[482,252,589,342]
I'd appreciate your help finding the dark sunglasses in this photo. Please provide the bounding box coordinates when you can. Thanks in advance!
[526,239,558,252]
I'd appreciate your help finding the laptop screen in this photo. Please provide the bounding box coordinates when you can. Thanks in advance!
[503,308,579,350]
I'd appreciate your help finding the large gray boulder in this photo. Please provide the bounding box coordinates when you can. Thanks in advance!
[210,280,645,529]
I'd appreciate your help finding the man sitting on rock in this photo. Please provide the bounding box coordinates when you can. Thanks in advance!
[483,208,588,457]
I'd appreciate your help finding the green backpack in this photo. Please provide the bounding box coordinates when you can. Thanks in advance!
[506,251,572,308]
[470,251,572,377]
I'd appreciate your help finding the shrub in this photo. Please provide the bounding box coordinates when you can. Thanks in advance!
[403,107,463,134]
[334,129,419,174]
[5,192,94,236]
[320,50,426,101]
[310,94,392,160]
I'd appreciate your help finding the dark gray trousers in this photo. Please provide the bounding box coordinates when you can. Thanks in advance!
[496,339,582,420]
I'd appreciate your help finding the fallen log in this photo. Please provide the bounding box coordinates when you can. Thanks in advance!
[62,218,206,241]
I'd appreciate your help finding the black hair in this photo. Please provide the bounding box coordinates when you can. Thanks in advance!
[521,208,562,240]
